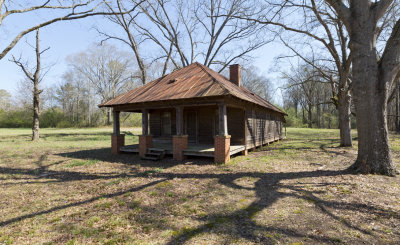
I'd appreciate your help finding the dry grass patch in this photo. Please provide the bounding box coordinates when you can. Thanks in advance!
[0,127,399,244]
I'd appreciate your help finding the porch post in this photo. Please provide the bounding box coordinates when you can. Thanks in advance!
[173,106,188,161]
[142,109,148,135]
[139,109,152,158]
[111,110,125,154]
[219,103,228,136]
[242,109,248,156]
[113,110,120,135]
[176,106,183,135]
[215,103,230,163]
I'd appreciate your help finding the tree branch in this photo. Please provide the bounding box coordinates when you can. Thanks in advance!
[372,0,394,24]
[0,0,145,60]
[324,0,351,29]
[380,18,400,88]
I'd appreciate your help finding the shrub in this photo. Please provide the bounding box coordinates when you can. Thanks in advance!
[41,107,64,128]
[0,109,31,128]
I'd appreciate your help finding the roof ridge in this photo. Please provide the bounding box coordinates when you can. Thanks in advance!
[195,62,231,95]
[197,63,286,115]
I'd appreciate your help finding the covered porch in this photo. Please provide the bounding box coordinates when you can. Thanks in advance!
[111,101,247,163]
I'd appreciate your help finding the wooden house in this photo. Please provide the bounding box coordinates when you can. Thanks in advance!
[99,63,286,163]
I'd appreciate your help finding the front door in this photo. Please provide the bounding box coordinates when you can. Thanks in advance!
[186,111,197,143]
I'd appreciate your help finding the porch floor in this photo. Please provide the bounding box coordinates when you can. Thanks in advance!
[119,143,245,157]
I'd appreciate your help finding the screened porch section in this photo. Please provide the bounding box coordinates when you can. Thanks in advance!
[147,106,245,145]
[119,105,246,158]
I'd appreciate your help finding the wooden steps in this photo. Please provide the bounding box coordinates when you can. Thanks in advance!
[141,148,166,161]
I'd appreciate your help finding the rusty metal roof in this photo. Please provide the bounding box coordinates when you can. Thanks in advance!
[99,62,286,115]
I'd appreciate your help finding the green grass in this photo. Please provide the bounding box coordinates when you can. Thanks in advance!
[0,127,399,244]
[0,127,140,151]
[66,159,99,168]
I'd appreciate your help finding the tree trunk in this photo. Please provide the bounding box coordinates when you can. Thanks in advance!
[328,115,331,129]
[396,81,399,132]
[352,87,395,175]
[349,20,396,175]
[338,88,352,146]
[107,108,112,125]
[316,103,321,128]
[32,84,40,141]
[32,29,41,141]
[308,105,312,128]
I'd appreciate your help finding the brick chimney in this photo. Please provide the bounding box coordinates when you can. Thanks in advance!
[229,64,241,87]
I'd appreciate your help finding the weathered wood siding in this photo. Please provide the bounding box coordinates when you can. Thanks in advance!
[245,106,284,148]
[185,110,197,143]
[149,104,284,148]
[149,109,176,137]
[227,107,245,145]
[197,107,217,144]
[149,110,161,137]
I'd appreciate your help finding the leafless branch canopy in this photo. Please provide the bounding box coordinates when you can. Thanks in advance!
[0,0,144,60]
[100,0,270,75]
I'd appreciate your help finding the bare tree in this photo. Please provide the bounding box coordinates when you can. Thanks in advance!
[319,0,399,176]
[0,0,144,60]
[0,89,11,111]
[241,65,273,101]
[283,63,332,128]
[115,0,269,73]
[97,0,148,84]
[10,29,49,140]
[234,0,354,146]
[237,0,399,175]
[66,44,137,124]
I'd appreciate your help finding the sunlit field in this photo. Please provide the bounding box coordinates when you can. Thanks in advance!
[0,127,399,244]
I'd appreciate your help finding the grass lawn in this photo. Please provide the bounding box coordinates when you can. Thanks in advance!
[0,127,399,244]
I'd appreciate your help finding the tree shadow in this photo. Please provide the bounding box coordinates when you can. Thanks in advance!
[2,166,398,243]
[319,143,355,157]
[0,148,214,185]
[58,148,214,167]
[163,169,397,244]
[35,131,138,142]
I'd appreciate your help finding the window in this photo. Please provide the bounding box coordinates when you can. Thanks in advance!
[161,111,171,136]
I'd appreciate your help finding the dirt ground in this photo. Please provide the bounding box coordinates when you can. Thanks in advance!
[0,127,399,244]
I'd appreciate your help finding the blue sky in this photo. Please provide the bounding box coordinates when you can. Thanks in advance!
[0,10,288,104]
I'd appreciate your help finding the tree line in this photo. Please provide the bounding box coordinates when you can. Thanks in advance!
[0,44,271,129]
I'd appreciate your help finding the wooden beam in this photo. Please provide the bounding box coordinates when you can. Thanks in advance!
[243,109,248,148]
[142,109,148,135]
[176,106,184,135]
[218,103,228,136]
[106,96,225,111]
[115,103,219,112]
[113,110,120,135]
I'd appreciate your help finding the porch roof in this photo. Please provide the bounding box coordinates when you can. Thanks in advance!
[99,62,286,115]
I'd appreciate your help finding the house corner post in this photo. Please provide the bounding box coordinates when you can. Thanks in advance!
[243,108,248,156]
[139,109,152,157]
[173,106,188,161]
[214,103,231,163]
[111,110,125,154]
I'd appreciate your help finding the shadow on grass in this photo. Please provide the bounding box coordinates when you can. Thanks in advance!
[29,131,138,142]
[0,148,213,184]
[258,138,357,159]
[58,148,213,167]
[1,134,398,243]
[1,165,399,243]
